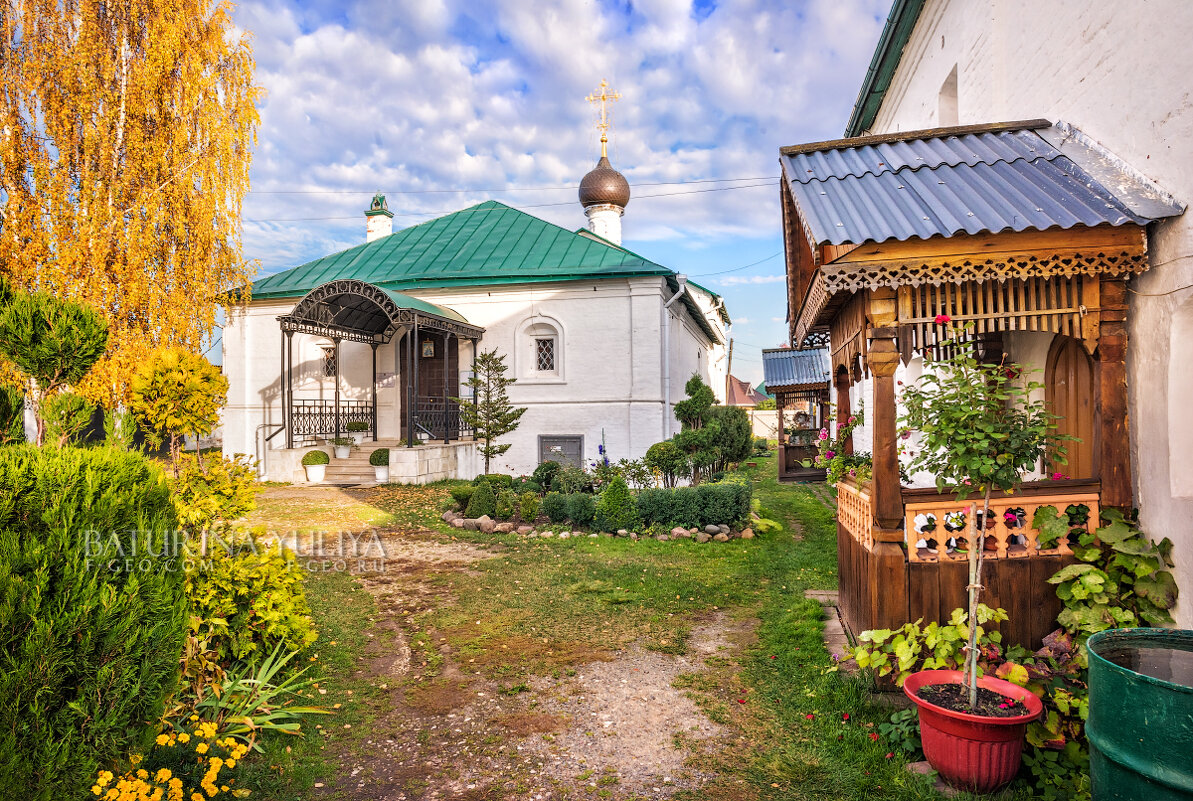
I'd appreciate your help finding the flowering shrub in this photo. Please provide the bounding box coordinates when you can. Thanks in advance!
[92,719,251,801]
[814,404,870,484]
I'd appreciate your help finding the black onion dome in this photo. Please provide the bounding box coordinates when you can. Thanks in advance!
[578,155,630,208]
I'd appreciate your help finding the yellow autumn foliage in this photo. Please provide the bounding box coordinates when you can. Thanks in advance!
[0,0,261,403]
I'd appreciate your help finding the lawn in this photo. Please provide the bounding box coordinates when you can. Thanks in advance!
[242,454,999,800]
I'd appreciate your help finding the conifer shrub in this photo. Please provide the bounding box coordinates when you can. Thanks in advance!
[450,484,476,509]
[465,477,497,518]
[169,453,257,531]
[566,492,597,527]
[636,487,675,528]
[476,473,514,489]
[0,445,187,801]
[0,385,23,444]
[495,489,516,520]
[42,391,95,447]
[185,528,317,665]
[670,486,703,528]
[518,491,541,523]
[542,491,569,523]
[595,476,640,532]
[532,460,561,489]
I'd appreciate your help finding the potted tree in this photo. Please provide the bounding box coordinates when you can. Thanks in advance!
[302,449,329,483]
[346,421,369,445]
[331,437,353,459]
[897,318,1066,793]
[369,447,389,483]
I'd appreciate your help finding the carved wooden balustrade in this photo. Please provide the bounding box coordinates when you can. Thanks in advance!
[836,478,873,549]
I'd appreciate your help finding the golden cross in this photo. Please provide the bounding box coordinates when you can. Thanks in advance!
[585,79,621,157]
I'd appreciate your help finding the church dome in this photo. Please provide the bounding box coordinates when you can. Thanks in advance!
[579,155,630,208]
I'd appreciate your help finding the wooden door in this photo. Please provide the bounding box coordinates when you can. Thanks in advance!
[1046,336,1095,479]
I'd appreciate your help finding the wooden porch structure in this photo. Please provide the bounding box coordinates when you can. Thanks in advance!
[779,120,1184,647]
[276,279,484,448]
[762,347,831,481]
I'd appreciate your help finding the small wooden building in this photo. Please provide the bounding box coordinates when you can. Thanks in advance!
[762,347,830,482]
[779,120,1184,647]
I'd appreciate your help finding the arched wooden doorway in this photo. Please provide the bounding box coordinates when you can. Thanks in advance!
[1046,335,1096,479]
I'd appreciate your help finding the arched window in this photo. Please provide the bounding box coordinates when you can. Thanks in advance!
[517,316,564,383]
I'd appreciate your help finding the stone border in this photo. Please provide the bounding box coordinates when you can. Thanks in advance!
[440,511,756,543]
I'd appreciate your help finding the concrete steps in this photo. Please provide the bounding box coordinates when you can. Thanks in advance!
[323,441,398,484]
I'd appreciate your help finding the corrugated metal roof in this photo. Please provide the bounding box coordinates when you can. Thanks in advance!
[762,348,830,389]
[779,123,1185,248]
[250,200,672,299]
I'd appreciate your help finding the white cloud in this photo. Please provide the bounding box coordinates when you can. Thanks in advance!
[734,317,750,325]
[718,274,787,286]
[233,0,888,273]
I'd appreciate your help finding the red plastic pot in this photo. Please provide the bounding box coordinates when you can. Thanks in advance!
[904,669,1044,793]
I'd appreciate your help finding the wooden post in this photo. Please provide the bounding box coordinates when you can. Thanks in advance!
[776,395,786,479]
[443,331,452,444]
[834,365,852,455]
[1098,276,1132,511]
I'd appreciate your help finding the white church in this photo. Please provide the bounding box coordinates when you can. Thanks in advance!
[221,127,730,483]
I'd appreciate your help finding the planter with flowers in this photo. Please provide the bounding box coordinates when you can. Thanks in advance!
[896,316,1069,793]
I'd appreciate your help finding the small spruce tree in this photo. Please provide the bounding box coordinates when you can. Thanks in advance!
[465,477,497,518]
[596,476,640,532]
[455,349,527,474]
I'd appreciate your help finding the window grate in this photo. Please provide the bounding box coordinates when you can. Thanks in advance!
[535,338,555,371]
[322,347,336,378]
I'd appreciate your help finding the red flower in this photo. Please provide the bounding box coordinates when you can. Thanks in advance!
[737,699,747,704]
[934,314,951,325]
[885,752,894,759]
[868,732,879,742]
[842,713,850,721]
[805,713,815,720]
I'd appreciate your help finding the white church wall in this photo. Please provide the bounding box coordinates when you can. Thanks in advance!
[865,0,1193,626]
[223,276,723,480]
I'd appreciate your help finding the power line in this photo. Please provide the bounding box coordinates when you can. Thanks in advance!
[247,176,781,195]
[688,250,783,277]
[243,180,777,223]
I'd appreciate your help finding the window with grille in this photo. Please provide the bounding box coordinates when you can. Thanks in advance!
[322,346,336,378]
[535,338,555,371]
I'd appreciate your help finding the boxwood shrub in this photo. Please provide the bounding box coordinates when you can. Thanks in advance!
[450,484,476,508]
[541,491,569,524]
[369,447,389,466]
[301,449,329,466]
[0,445,188,800]
[465,478,496,518]
[566,492,597,527]
[635,480,752,529]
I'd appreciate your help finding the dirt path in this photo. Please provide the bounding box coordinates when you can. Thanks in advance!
[319,531,749,801]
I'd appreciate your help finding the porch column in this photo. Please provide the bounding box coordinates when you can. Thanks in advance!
[333,337,341,440]
[371,343,378,442]
[1099,276,1132,510]
[866,286,909,629]
[776,395,786,478]
[411,316,420,446]
[281,330,290,449]
[835,366,853,455]
[286,332,294,448]
[406,326,415,447]
[443,331,452,444]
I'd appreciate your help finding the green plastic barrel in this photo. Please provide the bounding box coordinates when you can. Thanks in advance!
[1087,628,1193,800]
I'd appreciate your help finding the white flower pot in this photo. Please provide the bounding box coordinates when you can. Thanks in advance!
[373,465,389,482]
[304,464,326,483]
[334,445,351,459]
[350,432,366,445]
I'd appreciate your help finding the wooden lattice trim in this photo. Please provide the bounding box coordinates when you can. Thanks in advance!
[903,491,1100,563]
[829,292,867,374]
[822,249,1148,294]
[793,271,829,347]
[837,480,873,550]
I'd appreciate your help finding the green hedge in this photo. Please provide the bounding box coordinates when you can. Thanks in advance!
[0,445,188,800]
[566,493,597,527]
[636,479,752,529]
[542,491,569,524]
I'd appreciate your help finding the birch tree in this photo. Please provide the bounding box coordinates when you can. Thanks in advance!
[0,0,260,402]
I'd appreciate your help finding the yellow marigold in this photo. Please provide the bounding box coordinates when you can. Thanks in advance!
[191,794,205,801]
[98,771,114,786]
[136,769,149,779]
[177,733,190,744]
[195,743,209,755]
[130,755,143,765]
[190,714,199,722]
[224,759,235,770]
[155,735,170,746]
[91,786,101,796]
[155,768,172,783]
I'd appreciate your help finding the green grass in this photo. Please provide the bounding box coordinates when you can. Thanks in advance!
[246,455,1034,800]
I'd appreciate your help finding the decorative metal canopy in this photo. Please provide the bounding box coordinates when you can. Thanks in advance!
[278,279,484,344]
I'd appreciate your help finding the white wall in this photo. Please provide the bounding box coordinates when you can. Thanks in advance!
[865,0,1193,625]
[222,276,726,479]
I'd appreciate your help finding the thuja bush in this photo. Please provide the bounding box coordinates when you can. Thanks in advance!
[595,476,640,532]
[170,453,257,531]
[185,527,317,666]
[465,477,496,518]
[0,445,188,801]
[566,492,597,527]
[541,491,569,524]
[635,480,752,528]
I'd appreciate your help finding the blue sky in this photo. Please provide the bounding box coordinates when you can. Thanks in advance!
[233,0,889,384]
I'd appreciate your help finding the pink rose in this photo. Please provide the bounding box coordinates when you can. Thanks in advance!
[935,314,951,325]
[818,429,829,441]
[847,416,856,424]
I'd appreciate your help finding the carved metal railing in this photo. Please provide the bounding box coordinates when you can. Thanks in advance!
[411,397,473,442]
[291,399,373,445]
[902,483,1100,563]
[836,479,873,549]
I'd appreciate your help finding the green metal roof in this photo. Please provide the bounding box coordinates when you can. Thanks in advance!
[376,287,467,323]
[845,0,925,137]
[250,200,673,300]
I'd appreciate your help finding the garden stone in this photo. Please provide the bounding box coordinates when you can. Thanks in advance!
[717,524,731,535]
[588,533,598,538]
[599,531,613,538]
[462,519,479,531]
[695,532,711,543]
[689,527,699,535]
[629,532,639,540]
[670,526,688,538]
[558,532,570,539]
[713,533,729,542]
[516,525,534,535]
[617,529,629,537]
[495,522,514,534]
[541,531,554,538]
[451,518,466,529]
[479,518,496,534]
[656,534,670,542]
[442,511,456,523]
[704,525,720,535]
[740,528,755,539]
